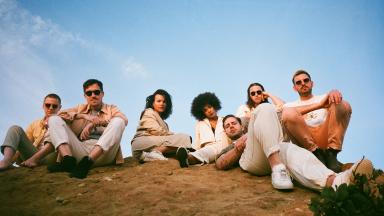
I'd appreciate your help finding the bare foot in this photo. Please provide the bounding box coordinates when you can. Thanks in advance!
[0,160,12,171]
[21,158,39,168]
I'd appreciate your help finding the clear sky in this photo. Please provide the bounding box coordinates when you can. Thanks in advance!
[1,0,383,169]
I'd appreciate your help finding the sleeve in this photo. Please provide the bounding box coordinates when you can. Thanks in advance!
[192,122,201,150]
[235,105,248,118]
[25,122,35,143]
[110,105,128,125]
[58,106,81,122]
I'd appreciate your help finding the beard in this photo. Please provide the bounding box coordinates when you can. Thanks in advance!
[298,87,312,97]
[228,131,243,141]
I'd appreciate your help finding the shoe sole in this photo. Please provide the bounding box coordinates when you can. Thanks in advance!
[176,147,189,168]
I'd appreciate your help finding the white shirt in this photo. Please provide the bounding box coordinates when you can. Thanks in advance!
[283,94,327,127]
[235,104,255,118]
[192,117,226,150]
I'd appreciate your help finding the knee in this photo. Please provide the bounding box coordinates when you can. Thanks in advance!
[330,100,352,116]
[48,115,63,125]
[256,103,276,116]
[281,107,299,124]
[8,125,24,134]
[340,100,352,114]
[109,117,126,130]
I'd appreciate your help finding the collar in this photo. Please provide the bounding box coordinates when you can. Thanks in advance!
[82,103,107,114]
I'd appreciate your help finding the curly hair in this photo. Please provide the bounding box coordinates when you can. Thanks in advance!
[246,82,269,108]
[191,92,221,121]
[141,89,173,120]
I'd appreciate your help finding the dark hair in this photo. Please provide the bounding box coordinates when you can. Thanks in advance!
[292,70,311,84]
[222,114,242,127]
[83,79,103,92]
[246,82,268,108]
[191,92,221,121]
[143,89,172,120]
[44,93,61,104]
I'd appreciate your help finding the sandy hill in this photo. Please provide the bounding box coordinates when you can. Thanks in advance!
[0,157,317,216]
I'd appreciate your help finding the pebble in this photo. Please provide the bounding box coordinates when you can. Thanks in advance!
[103,176,113,181]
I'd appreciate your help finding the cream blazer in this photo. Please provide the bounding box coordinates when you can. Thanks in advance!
[132,108,174,140]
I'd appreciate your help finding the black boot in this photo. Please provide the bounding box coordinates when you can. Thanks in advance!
[325,148,342,172]
[312,148,327,166]
[70,156,94,179]
[47,155,76,173]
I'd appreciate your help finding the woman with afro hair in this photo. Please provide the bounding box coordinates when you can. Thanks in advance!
[131,89,192,162]
[176,92,230,168]
[235,83,285,129]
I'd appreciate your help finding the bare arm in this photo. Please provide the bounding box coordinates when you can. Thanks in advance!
[263,92,285,108]
[215,135,247,170]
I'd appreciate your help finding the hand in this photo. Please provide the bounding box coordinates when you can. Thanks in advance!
[235,135,247,152]
[80,122,94,141]
[78,114,103,126]
[328,89,343,104]
[319,95,331,109]
[262,92,270,101]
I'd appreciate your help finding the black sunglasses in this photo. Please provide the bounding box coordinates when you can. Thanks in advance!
[295,78,310,86]
[85,90,102,97]
[45,103,59,109]
[250,90,263,96]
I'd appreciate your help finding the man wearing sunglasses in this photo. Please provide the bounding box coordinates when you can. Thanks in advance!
[282,70,352,172]
[47,79,127,179]
[0,94,62,171]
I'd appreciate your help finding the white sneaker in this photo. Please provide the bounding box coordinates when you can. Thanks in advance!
[332,158,373,190]
[140,150,168,162]
[271,164,294,190]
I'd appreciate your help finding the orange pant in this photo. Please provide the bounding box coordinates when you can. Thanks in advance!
[282,101,352,151]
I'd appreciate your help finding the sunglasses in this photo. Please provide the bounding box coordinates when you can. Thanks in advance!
[45,103,59,109]
[85,90,102,97]
[295,78,311,86]
[250,90,263,96]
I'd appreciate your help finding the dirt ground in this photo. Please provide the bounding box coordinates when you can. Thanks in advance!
[0,157,318,216]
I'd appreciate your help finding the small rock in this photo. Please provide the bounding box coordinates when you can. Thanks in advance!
[78,183,86,187]
[55,196,64,203]
[61,199,70,205]
[103,176,113,181]
[92,179,100,183]
[295,208,303,212]
[167,171,173,175]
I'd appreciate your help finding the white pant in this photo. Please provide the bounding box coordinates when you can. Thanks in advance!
[239,103,334,191]
[48,116,125,167]
[190,140,229,164]
[131,133,191,159]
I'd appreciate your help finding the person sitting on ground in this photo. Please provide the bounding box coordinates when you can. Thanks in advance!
[282,70,352,172]
[176,92,229,167]
[216,106,372,191]
[0,93,61,171]
[131,89,191,162]
[235,82,285,131]
[47,79,127,179]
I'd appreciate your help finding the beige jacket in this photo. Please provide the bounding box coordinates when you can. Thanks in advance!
[132,108,173,140]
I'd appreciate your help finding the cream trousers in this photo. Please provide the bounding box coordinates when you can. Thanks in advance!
[239,103,334,191]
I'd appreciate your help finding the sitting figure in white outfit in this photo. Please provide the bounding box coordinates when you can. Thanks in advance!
[235,82,285,131]
[216,105,373,191]
[176,92,229,168]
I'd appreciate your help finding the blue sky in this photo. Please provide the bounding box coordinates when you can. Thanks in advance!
[1,0,383,169]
